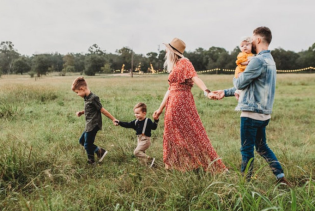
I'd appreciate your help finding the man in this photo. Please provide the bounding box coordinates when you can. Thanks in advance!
[212,26,290,186]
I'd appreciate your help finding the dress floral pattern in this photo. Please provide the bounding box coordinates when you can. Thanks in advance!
[163,58,227,172]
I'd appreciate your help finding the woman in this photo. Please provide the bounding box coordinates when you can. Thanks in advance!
[153,38,227,172]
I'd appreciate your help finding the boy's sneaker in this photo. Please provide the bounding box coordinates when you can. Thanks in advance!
[149,157,155,168]
[87,159,95,165]
[97,148,108,162]
[277,177,292,187]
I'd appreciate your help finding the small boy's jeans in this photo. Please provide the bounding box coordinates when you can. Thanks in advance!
[240,117,284,179]
[79,126,99,161]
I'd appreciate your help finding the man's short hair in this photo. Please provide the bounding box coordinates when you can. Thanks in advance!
[71,77,87,91]
[134,102,147,113]
[253,26,272,44]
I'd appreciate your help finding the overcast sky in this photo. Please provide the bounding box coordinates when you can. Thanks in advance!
[1,0,314,56]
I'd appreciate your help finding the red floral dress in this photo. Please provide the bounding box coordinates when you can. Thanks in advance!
[163,58,227,172]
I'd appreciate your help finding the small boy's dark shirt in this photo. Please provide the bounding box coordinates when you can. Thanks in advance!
[84,92,103,132]
[119,118,159,137]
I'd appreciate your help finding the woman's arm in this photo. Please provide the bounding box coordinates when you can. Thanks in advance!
[192,76,210,92]
[153,90,169,119]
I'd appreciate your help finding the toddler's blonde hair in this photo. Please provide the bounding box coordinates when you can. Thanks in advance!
[238,36,252,50]
[240,36,252,45]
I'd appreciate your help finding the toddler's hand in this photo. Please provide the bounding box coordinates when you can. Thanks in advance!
[153,110,162,120]
[234,92,240,100]
[76,111,83,117]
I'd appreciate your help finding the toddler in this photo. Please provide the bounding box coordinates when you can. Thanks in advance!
[234,37,254,99]
[116,103,159,167]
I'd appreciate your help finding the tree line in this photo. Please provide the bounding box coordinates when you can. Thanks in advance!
[1,41,315,77]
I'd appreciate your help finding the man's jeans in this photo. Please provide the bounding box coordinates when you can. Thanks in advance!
[79,126,99,161]
[240,117,284,179]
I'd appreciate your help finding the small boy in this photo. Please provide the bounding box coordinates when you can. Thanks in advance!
[234,37,254,99]
[116,103,159,167]
[72,77,118,164]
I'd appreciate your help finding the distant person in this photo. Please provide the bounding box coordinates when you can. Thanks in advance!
[234,36,254,100]
[116,103,158,167]
[153,38,227,172]
[71,77,118,164]
[211,27,291,186]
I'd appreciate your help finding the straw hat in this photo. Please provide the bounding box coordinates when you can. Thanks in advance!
[164,38,186,57]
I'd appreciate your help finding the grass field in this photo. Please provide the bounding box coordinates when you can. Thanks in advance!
[0,73,315,210]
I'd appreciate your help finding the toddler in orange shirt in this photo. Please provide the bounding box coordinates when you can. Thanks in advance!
[234,37,254,98]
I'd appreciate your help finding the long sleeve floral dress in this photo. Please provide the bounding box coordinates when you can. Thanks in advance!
[163,58,227,172]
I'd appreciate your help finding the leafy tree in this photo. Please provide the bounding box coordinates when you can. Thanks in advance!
[84,54,105,76]
[0,41,20,74]
[271,48,300,70]
[296,43,315,69]
[50,53,63,72]
[88,44,105,55]
[32,54,51,77]
[62,53,75,74]
[157,50,166,71]
[63,54,74,67]
[73,53,86,73]
[101,63,112,73]
[12,57,31,74]
[116,47,134,70]
[185,48,207,71]
[146,52,160,72]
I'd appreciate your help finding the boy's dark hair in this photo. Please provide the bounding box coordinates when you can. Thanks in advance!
[134,102,147,113]
[72,77,87,91]
[253,26,272,44]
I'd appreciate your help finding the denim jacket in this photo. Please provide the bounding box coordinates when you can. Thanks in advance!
[224,50,276,114]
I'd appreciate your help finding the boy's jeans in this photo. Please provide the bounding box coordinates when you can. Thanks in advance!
[79,126,99,161]
[240,117,284,179]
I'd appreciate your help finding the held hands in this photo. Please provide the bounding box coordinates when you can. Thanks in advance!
[113,119,119,126]
[208,90,225,100]
[153,109,162,120]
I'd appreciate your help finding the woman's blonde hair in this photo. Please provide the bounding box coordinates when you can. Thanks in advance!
[164,49,182,73]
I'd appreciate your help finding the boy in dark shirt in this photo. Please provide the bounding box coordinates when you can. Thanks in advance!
[72,77,118,164]
[116,103,159,167]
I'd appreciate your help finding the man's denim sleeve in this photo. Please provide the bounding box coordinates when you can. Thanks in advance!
[233,57,263,90]
[224,87,236,97]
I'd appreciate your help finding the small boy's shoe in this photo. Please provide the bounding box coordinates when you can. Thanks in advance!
[276,177,292,187]
[97,148,108,162]
[149,157,155,168]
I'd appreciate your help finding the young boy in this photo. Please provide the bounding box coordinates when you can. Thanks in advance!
[72,77,118,164]
[116,103,159,167]
[234,37,254,100]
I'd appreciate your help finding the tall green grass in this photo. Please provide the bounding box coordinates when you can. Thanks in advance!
[0,74,314,210]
